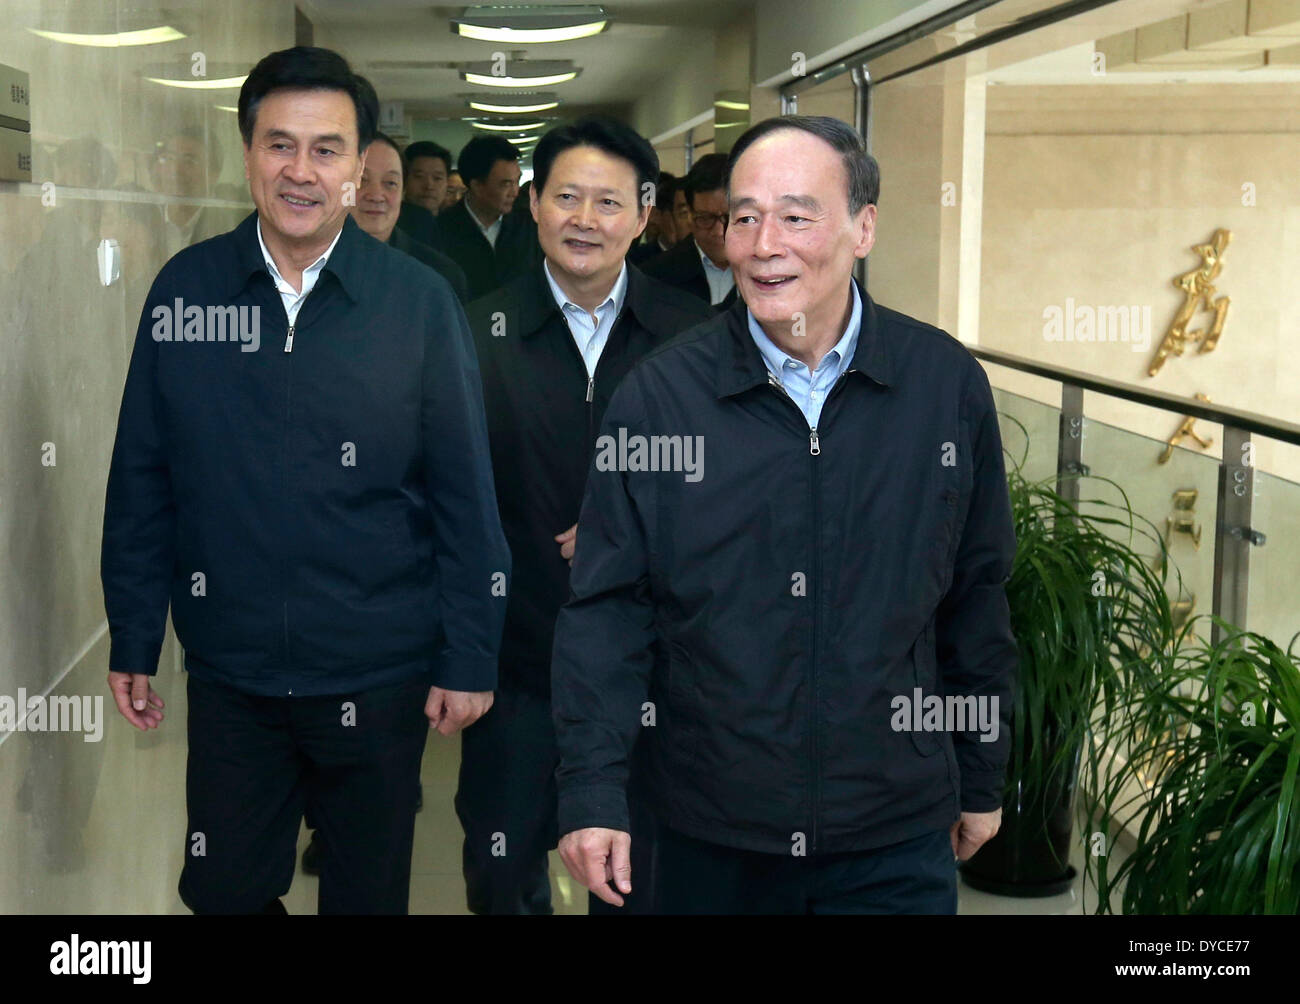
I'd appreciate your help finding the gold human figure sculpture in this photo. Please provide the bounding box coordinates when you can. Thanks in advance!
[1147,229,1231,377]
[1158,393,1213,464]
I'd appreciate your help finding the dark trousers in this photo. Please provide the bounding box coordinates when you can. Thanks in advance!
[654,825,958,914]
[586,765,661,915]
[454,684,558,914]
[178,672,429,915]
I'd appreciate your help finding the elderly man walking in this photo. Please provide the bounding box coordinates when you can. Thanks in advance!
[551,115,1018,914]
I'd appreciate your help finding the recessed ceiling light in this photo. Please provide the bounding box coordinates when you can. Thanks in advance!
[146,75,247,90]
[468,97,560,114]
[469,119,548,131]
[507,135,542,145]
[460,60,580,87]
[451,5,610,44]
[28,25,185,46]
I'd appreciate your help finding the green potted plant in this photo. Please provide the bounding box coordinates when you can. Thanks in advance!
[960,420,1176,896]
[1084,621,1300,913]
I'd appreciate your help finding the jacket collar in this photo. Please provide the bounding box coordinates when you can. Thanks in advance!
[715,277,892,398]
[515,258,664,339]
[227,210,366,304]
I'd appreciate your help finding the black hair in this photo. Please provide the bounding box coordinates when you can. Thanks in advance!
[531,116,658,202]
[456,135,519,186]
[368,131,402,158]
[403,140,452,178]
[681,153,729,208]
[238,46,378,151]
[727,115,879,212]
[654,171,677,211]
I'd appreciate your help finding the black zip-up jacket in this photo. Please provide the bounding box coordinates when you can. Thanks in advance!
[467,262,714,698]
[551,282,1018,855]
[101,211,510,697]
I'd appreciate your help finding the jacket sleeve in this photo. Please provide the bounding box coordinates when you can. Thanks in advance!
[101,280,176,675]
[936,358,1019,812]
[422,287,511,692]
[551,370,657,837]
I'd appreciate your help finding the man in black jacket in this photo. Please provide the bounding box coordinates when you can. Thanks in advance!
[627,172,678,266]
[351,131,469,302]
[440,135,538,299]
[553,115,1017,914]
[100,47,509,915]
[394,140,452,252]
[641,153,736,308]
[460,117,712,915]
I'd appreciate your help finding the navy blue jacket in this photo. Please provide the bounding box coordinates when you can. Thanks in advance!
[552,283,1018,855]
[101,212,510,697]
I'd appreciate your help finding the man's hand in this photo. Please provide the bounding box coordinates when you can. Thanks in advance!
[558,827,632,907]
[107,671,165,731]
[950,808,1002,860]
[554,523,578,565]
[425,686,493,736]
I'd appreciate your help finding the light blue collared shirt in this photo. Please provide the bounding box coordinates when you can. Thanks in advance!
[747,282,862,428]
[543,259,628,379]
[696,239,735,305]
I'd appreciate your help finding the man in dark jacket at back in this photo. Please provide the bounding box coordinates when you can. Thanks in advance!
[351,131,469,302]
[100,46,509,915]
[460,117,712,915]
[641,153,735,309]
[440,135,538,299]
[553,115,1018,914]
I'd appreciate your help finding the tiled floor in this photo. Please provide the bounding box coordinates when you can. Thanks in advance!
[0,634,1121,915]
[282,725,1124,916]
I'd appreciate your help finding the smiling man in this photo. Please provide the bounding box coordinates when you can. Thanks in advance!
[101,46,509,915]
[351,132,468,302]
[460,117,712,915]
[551,115,1018,914]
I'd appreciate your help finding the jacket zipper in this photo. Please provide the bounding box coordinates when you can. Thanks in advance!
[278,286,320,689]
[767,367,857,854]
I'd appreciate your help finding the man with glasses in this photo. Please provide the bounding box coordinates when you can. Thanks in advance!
[642,153,735,309]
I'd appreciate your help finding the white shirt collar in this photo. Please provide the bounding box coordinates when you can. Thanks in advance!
[543,259,628,321]
[256,217,342,292]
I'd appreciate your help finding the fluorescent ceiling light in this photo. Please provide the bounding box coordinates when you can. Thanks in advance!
[28,25,185,46]
[507,135,542,145]
[215,105,238,113]
[451,5,610,44]
[146,74,247,89]
[464,70,578,87]
[469,99,559,113]
[470,120,547,131]
[714,99,750,111]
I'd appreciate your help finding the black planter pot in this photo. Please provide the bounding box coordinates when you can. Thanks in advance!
[959,737,1082,897]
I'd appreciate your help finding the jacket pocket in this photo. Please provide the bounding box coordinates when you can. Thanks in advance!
[664,640,701,772]
[909,620,943,757]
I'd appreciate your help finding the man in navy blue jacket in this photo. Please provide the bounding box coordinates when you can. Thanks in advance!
[100,46,509,915]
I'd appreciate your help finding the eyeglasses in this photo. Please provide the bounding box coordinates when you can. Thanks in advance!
[691,212,727,230]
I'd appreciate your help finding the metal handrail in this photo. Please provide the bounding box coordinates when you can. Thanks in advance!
[969,345,1300,448]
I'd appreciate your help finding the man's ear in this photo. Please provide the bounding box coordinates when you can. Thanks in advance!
[633,203,650,241]
[855,203,877,259]
[529,180,540,224]
[242,141,251,182]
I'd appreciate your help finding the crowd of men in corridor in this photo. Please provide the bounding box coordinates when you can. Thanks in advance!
[99,45,1018,917]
